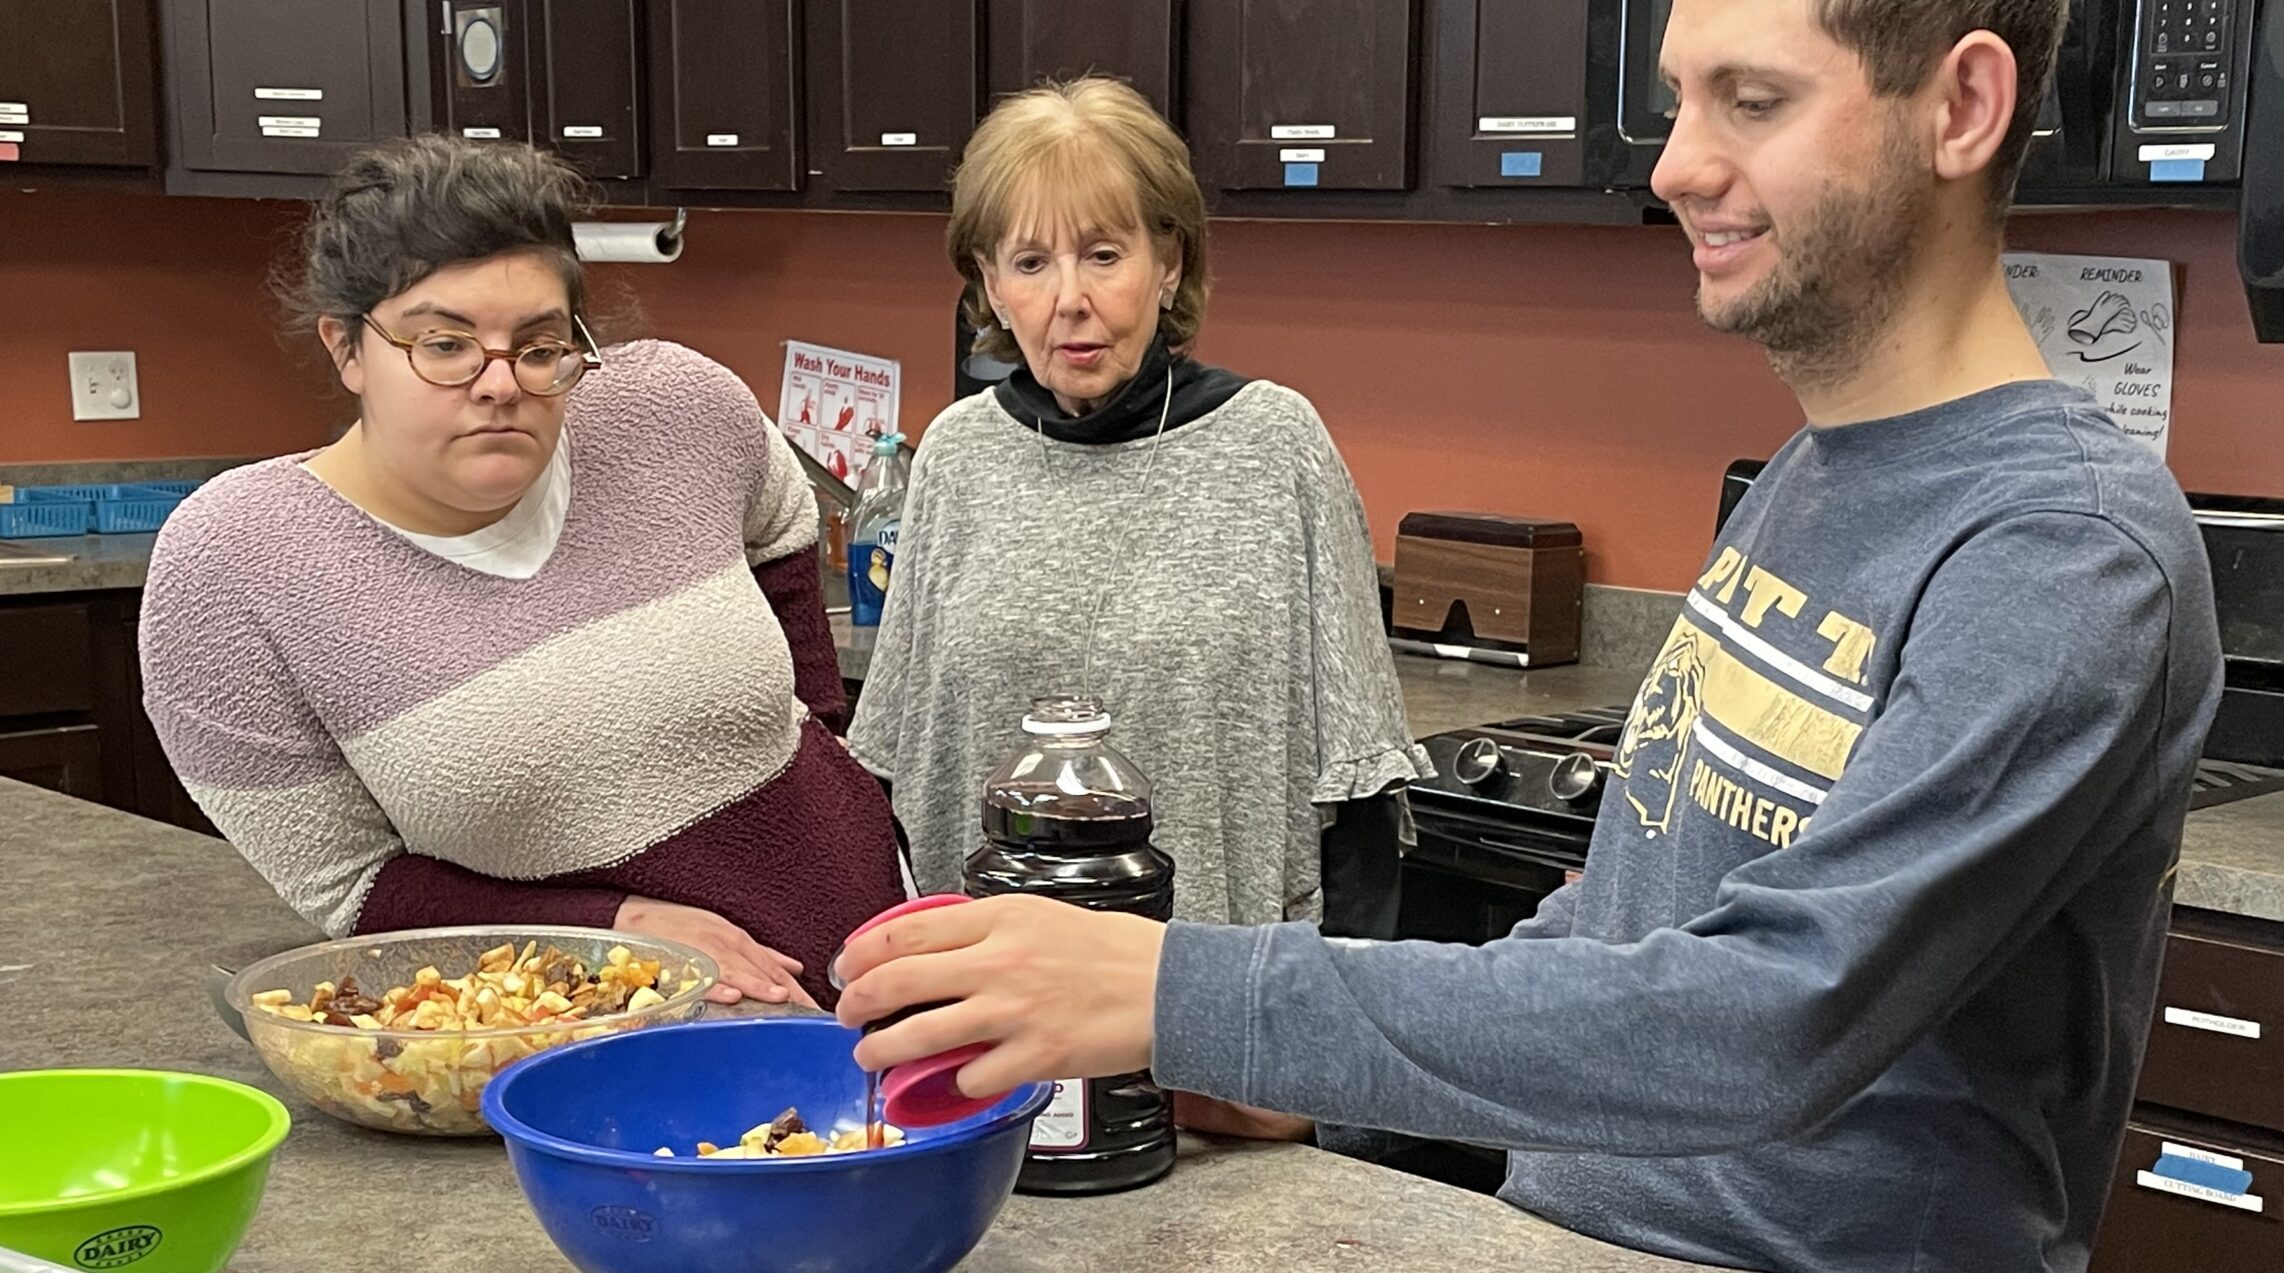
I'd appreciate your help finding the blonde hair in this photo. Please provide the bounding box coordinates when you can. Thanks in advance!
[947,76,1210,362]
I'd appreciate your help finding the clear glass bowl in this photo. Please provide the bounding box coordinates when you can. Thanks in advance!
[225,925,717,1137]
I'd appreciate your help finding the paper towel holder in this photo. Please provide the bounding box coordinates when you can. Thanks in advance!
[571,207,688,264]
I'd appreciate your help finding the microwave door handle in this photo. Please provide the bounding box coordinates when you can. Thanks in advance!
[2244,0,2284,341]
[2055,0,2110,169]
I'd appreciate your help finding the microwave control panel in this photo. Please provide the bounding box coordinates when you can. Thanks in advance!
[2134,0,2238,127]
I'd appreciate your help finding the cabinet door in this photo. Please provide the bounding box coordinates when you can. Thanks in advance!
[0,0,159,166]
[985,0,1176,121]
[1187,0,1418,191]
[647,0,800,190]
[435,0,532,144]
[808,0,980,193]
[0,603,95,718]
[2137,917,2284,1135]
[166,0,407,175]
[2090,1123,2284,1273]
[1426,0,1587,187]
[532,0,645,178]
[0,725,104,802]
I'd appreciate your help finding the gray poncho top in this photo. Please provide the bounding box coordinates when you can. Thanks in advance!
[847,380,1430,924]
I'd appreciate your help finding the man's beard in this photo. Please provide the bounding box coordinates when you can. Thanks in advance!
[1696,120,1930,386]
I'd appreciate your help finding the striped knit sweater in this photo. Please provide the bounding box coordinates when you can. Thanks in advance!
[140,341,907,1004]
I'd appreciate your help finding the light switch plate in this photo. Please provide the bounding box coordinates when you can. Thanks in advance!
[69,351,140,421]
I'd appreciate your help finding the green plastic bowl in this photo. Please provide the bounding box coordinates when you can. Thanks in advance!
[0,1070,289,1273]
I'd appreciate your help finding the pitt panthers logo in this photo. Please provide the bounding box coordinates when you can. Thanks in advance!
[1614,623,1708,835]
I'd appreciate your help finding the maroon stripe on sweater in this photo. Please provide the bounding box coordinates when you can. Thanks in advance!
[357,718,904,1007]
[754,544,848,733]
[355,855,628,936]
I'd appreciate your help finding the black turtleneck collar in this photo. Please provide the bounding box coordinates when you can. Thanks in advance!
[993,333,1251,444]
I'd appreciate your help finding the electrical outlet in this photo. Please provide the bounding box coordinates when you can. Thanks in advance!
[68,351,140,421]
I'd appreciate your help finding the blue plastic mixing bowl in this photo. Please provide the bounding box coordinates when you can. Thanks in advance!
[482,1016,1048,1273]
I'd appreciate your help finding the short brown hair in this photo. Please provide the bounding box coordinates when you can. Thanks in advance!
[1815,0,2068,222]
[947,77,1210,362]
[276,135,593,340]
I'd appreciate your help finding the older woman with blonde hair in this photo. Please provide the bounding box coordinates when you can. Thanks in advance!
[848,77,1425,938]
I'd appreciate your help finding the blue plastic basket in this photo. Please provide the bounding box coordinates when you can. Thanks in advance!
[94,496,185,533]
[0,500,95,537]
[130,480,201,498]
[18,484,126,503]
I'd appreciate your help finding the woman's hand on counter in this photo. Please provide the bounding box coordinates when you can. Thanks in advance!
[1171,1092,1315,1143]
[613,896,818,1008]
[834,894,1162,1097]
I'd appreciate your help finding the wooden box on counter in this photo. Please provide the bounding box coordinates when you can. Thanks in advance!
[1390,512,1583,666]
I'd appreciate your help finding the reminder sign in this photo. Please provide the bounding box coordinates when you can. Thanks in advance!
[2003,252,2178,458]
[777,340,901,485]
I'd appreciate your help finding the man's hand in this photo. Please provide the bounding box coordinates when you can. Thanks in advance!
[834,895,1165,1097]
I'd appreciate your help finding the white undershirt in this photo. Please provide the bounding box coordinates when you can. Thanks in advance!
[375,431,572,580]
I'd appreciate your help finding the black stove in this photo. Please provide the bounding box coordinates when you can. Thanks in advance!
[1398,468,2284,953]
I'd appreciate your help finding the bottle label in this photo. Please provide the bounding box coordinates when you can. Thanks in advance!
[849,541,881,626]
[1029,1078,1089,1152]
[848,525,895,626]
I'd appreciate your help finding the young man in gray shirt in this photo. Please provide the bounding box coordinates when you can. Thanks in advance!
[836,1,2224,1268]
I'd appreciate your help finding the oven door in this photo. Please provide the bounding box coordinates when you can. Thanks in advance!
[1400,799,1586,945]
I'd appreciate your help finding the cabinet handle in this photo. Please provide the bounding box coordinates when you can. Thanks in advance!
[441,0,452,37]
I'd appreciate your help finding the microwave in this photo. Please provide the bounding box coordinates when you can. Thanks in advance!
[1582,0,2283,339]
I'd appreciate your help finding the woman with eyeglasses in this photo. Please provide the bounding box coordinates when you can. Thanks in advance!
[138,137,908,1008]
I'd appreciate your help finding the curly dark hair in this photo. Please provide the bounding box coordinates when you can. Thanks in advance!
[274,135,594,350]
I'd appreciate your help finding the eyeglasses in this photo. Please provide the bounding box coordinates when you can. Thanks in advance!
[361,313,604,396]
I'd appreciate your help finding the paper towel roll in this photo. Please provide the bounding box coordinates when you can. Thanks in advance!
[572,220,684,264]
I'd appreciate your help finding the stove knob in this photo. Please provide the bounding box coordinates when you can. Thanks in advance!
[1548,751,1602,803]
[1454,737,1504,786]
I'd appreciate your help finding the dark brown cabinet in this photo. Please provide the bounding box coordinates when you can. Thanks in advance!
[2137,913,2284,1134]
[2091,1122,2284,1273]
[2090,907,2284,1271]
[1426,0,1588,188]
[806,0,980,193]
[531,0,645,179]
[0,0,161,168]
[986,0,1177,121]
[0,604,95,719]
[426,0,645,179]
[162,0,407,177]
[647,0,800,191]
[0,725,105,801]
[1186,0,1419,192]
[0,592,212,834]
[434,0,533,145]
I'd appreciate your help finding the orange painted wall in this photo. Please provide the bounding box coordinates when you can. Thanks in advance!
[4,188,2280,590]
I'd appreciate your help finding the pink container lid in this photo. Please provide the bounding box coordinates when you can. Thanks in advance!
[833,894,1000,1127]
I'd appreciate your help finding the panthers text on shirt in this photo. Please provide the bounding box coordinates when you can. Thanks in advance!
[1613,546,1879,851]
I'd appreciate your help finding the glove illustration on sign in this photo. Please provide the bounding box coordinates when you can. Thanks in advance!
[2068,290,2138,344]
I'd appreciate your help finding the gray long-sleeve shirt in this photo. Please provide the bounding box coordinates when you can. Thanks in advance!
[1154,381,2222,1273]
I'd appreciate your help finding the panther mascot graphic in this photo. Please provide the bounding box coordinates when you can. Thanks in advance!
[1614,624,1709,835]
